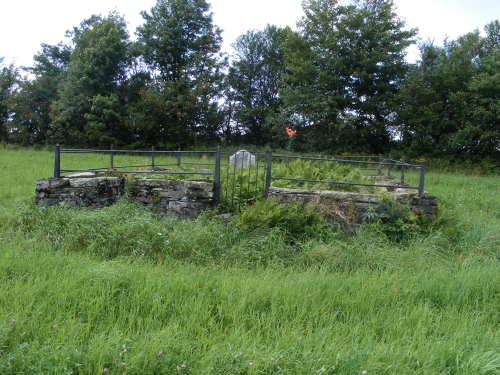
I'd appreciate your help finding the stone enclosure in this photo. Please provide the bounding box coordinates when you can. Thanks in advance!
[35,174,438,222]
[36,176,214,218]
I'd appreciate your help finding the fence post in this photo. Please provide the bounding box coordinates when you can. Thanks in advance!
[378,154,382,175]
[388,153,392,176]
[214,146,221,207]
[54,144,60,178]
[264,149,272,198]
[110,144,114,169]
[151,146,155,169]
[418,161,426,197]
[177,148,181,167]
[401,155,406,183]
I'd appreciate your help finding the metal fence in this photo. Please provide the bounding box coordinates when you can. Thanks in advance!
[53,145,426,212]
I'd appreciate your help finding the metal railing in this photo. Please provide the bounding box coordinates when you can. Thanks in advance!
[263,151,426,197]
[53,145,426,212]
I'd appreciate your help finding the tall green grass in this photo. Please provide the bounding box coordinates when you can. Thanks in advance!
[1,148,500,374]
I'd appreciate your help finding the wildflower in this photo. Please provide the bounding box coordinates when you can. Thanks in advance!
[122,362,126,366]
[158,233,162,236]
[158,350,163,356]
[115,358,120,363]
[10,319,16,325]
[53,325,58,329]
[123,348,127,353]
[362,371,368,375]
[103,368,109,373]
[270,358,275,363]
[285,127,297,137]
[38,311,43,316]
[249,362,253,366]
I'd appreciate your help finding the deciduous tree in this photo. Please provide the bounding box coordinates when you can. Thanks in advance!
[133,0,226,148]
[280,0,416,153]
[226,25,288,146]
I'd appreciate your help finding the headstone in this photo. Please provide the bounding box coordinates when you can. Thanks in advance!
[229,149,256,170]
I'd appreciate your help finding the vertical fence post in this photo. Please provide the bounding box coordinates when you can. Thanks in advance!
[54,144,60,178]
[418,161,426,197]
[110,144,114,170]
[401,155,406,183]
[177,148,181,167]
[388,153,392,176]
[264,149,272,198]
[151,146,155,169]
[378,154,382,175]
[214,146,220,207]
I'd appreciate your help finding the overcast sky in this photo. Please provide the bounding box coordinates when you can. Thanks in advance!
[1,0,499,68]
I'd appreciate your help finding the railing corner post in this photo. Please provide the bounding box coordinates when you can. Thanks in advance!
[54,144,60,178]
[151,146,155,169]
[264,149,272,198]
[214,146,221,207]
[110,144,114,170]
[401,155,406,184]
[418,160,426,197]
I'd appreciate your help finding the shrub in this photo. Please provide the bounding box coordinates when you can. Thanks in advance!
[360,194,421,240]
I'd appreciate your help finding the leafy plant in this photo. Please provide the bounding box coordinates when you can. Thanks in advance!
[361,194,421,239]
[233,197,328,238]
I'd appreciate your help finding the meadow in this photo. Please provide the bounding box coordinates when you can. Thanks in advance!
[1,148,500,374]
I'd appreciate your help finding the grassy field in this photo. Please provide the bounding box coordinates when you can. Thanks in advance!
[1,148,500,374]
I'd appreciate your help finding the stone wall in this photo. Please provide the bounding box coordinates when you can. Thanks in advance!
[35,175,438,222]
[36,176,214,218]
[268,187,439,224]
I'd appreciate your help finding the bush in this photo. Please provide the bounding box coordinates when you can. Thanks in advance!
[360,194,422,240]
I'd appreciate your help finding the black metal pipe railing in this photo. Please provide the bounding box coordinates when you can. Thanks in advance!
[53,146,428,210]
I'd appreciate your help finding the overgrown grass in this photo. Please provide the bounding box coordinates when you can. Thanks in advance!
[1,148,500,374]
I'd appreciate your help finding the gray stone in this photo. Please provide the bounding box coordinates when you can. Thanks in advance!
[229,150,256,170]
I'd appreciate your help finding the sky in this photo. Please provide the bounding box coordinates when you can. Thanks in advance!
[1,0,499,69]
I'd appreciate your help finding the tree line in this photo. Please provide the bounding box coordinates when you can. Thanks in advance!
[1,0,499,164]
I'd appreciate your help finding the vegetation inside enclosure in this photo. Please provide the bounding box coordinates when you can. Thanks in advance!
[1,148,500,374]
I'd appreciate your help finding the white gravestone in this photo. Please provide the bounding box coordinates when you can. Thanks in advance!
[229,149,256,170]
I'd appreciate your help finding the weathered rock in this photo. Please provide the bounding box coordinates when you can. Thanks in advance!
[36,177,214,219]
[268,187,439,223]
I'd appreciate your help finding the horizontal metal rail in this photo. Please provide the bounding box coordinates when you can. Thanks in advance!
[272,177,419,190]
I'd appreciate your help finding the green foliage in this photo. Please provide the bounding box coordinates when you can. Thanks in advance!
[278,0,417,154]
[397,22,500,163]
[361,194,421,240]
[133,0,226,149]
[0,57,18,143]
[234,197,327,238]
[8,43,70,146]
[226,25,288,146]
[50,12,131,147]
[272,158,372,192]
